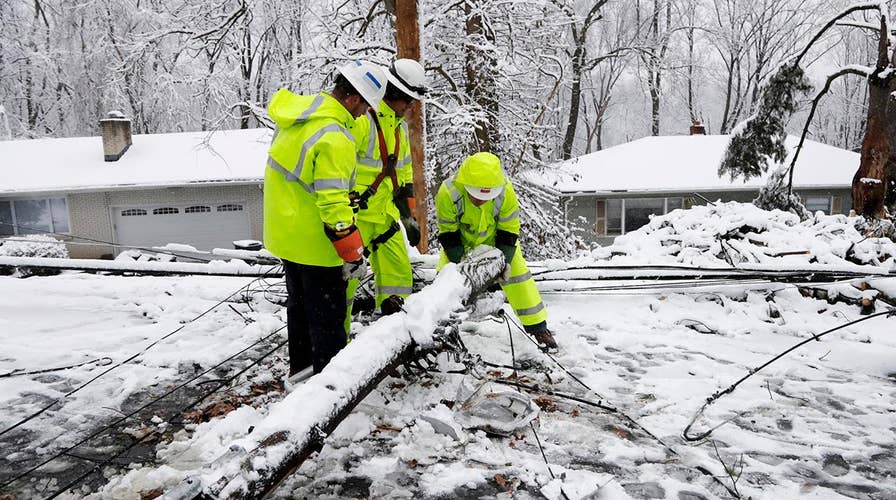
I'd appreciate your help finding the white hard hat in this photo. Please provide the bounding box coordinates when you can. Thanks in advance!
[338,60,387,108]
[464,184,504,201]
[386,59,427,100]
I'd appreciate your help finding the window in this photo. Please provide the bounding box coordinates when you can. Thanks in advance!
[606,199,623,235]
[625,198,665,232]
[667,198,683,211]
[121,208,147,216]
[0,198,70,235]
[185,205,211,213]
[599,197,682,236]
[805,196,832,214]
[217,204,243,212]
[0,202,13,236]
[152,207,179,215]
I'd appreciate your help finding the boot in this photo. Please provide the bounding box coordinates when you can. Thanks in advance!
[380,294,405,316]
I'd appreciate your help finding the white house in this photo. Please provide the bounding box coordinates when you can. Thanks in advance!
[530,133,860,245]
[0,117,271,258]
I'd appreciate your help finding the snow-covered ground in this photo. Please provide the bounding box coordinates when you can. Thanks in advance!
[2,203,895,499]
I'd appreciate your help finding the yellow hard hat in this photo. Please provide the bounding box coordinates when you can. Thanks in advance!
[456,152,506,201]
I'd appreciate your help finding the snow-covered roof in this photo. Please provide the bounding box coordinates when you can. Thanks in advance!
[0,128,273,195]
[533,134,859,195]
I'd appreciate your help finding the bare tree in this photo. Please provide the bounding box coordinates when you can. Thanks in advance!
[709,0,821,133]
[636,0,674,136]
[551,0,610,159]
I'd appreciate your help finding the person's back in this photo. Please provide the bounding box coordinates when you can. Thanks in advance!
[264,89,358,267]
[263,60,388,377]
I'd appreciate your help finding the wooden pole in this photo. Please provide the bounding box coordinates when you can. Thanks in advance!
[395,0,428,253]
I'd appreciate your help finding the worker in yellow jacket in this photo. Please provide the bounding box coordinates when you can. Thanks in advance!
[435,152,559,350]
[348,59,427,316]
[264,60,387,376]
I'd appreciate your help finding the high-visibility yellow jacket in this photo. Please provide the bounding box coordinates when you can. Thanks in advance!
[263,89,358,266]
[352,101,413,224]
[435,173,521,249]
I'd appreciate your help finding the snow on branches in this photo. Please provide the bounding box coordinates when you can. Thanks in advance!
[718,63,812,182]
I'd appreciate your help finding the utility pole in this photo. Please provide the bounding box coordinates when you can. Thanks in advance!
[395,0,428,252]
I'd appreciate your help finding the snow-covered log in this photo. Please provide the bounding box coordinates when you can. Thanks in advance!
[172,246,505,500]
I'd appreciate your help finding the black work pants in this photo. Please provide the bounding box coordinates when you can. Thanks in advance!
[282,260,347,374]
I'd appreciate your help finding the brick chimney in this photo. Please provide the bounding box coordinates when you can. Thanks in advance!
[99,111,132,161]
[689,120,706,135]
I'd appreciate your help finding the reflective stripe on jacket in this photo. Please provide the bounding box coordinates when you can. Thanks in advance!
[435,173,521,249]
[263,89,357,266]
[352,101,413,224]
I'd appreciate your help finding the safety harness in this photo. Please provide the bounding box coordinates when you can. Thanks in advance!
[363,221,402,257]
[356,108,404,256]
[355,108,400,210]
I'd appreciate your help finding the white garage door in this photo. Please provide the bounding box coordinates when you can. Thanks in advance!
[113,202,251,253]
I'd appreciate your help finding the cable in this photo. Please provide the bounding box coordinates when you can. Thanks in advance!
[503,317,569,500]
[0,267,280,439]
[489,316,742,498]
[45,336,289,499]
[0,357,112,379]
[1,326,286,491]
[683,308,896,442]
[1,221,230,263]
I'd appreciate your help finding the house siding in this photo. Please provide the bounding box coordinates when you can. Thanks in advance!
[64,184,262,259]
[566,187,853,246]
[68,192,114,258]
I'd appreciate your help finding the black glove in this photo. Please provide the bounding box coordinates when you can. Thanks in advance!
[438,231,464,263]
[495,229,518,265]
[380,294,405,315]
[401,216,421,246]
[394,185,414,218]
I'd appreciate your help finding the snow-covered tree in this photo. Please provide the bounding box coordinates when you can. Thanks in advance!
[731,3,896,218]
[718,61,812,181]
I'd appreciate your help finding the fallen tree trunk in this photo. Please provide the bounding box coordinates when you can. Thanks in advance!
[165,246,506,500]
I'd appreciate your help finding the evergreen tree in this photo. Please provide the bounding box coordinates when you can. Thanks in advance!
[718,62,812,181]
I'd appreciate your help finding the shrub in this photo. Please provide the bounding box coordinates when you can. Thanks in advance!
[0,234,70,258]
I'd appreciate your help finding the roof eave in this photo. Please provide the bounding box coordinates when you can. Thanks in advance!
[0,178,264,197]
[559,184,851,196]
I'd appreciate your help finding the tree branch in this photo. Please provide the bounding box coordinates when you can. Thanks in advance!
[786,67,871,195]
[794,3,882,67]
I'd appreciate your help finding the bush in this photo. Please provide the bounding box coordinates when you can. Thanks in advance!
[0,234,69,276]
[0,234,70,258]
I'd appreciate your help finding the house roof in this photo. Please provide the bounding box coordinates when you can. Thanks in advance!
[531,134,859,195]
[0,128,272,195]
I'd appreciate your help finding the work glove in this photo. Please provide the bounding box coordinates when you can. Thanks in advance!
[498,264,512,284]
[401,216,421,246]
[342,258,368,281]
[438,230,465,263]
[324,223,365,272]
[495,229,518,265]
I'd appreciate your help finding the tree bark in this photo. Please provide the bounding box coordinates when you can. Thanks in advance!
[853,15,896,217]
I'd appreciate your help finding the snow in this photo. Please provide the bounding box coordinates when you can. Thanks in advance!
[528,134,858,194]
[0,128,272,195]
[2,203,895,500]
[0,255,279,276]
